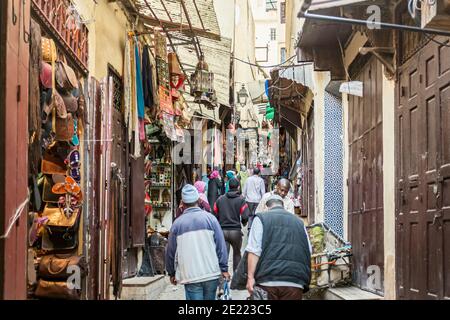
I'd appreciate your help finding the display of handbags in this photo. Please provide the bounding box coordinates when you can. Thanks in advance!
[31,45,86,300]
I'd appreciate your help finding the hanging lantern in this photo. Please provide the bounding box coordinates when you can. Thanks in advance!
[237,84,249,106]
[190,55,217,109]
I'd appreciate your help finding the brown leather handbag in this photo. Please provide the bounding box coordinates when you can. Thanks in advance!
[56,61,78,91]
[41,206,81,252]
[60,91,78,113]
[38,254,87,280]
[34,279,81,300]
[41,153,67,175]
[55,113,74,141]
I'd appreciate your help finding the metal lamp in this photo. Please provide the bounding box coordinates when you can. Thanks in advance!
[237,84,249,106]
[190,55,217,108]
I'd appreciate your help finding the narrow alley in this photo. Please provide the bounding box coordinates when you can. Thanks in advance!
[0,0,450,304]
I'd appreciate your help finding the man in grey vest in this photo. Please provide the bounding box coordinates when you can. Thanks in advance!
[245,194,312,300]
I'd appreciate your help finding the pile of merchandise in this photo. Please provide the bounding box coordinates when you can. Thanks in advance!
[306,223,353,294]
[28,36,86,300]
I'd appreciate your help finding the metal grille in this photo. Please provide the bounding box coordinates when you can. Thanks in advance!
[108,65,123,111]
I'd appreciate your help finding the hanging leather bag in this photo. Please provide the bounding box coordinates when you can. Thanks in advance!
[41,154,67,176]
[60,91,78,113]
[41,206,81,252]
[55,113,74,142]
[38,254,87,280]
[34,279,81,300]
[55,60,78,92]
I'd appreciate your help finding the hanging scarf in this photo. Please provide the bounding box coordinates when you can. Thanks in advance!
[135,39,145,120]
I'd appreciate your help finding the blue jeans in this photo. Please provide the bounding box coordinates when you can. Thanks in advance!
[184,279,219,300]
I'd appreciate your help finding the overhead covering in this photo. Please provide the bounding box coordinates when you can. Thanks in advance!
[269,71,314,130]
[176,35,232,107]
[297,0,387,80]
[122,0,231,115]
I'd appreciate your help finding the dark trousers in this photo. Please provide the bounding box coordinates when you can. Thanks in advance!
[258,285,304,300]
[246,202,259,229]
[222,229,243,272]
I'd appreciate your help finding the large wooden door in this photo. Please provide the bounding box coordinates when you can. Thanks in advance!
[396,36,450,300]
[0,0,30,300]
[348,57,384,295]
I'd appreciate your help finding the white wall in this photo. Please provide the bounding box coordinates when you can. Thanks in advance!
[382,67,396,300]
[250,0,286,71]
[213,0,235,39]
[312,71,331,223]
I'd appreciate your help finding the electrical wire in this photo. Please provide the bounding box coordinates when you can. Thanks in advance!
[407,0,450,47]
[233,54,297,68]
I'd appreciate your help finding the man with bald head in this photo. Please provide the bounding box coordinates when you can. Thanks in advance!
[255,178,295,214]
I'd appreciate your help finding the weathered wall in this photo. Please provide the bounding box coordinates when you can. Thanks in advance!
[382,67,396,300]
[73,0,129,78]
[342,92,349,239]
[312,71,331,223]
[250,0,284,69]
[234,0,262,85]
[285,0,305,58]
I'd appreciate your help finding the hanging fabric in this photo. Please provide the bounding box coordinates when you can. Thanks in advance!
[130,37,141,158]
[134,38,145,120]
[124,33,132,142]
[142,45,154,108]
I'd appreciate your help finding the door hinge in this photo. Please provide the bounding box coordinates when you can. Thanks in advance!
[105,179,108,190]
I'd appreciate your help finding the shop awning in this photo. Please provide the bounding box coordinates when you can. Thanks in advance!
[269,71,314,130]
[297,0,386,80]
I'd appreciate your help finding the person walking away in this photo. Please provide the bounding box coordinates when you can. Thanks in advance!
[224,170,236,193]
[237,165,249,192]
[256,178,295,214]
[242,168,266,228]
[246,195,312,300]
[207,170,223,210]
[214,178,249,272]
[175,181,211,219]
[166,185,230,300]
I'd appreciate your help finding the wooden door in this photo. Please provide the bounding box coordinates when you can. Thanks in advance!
[348,57,384,295]
[85,78,102,299]
[396,36,450,300]
[0,0,30,300]
[304,110,315,223]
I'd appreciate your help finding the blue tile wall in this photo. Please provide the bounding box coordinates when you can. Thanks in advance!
[324,92,344,237]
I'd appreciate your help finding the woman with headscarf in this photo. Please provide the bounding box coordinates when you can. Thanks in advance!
[194,181,210,211]
[225,170,236,193]
[207,170,223,210]
[175,181,211,219]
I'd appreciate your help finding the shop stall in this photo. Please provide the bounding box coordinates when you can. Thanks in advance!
[27,0,89,300]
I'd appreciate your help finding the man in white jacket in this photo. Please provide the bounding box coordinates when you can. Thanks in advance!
[165,184,230,300]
